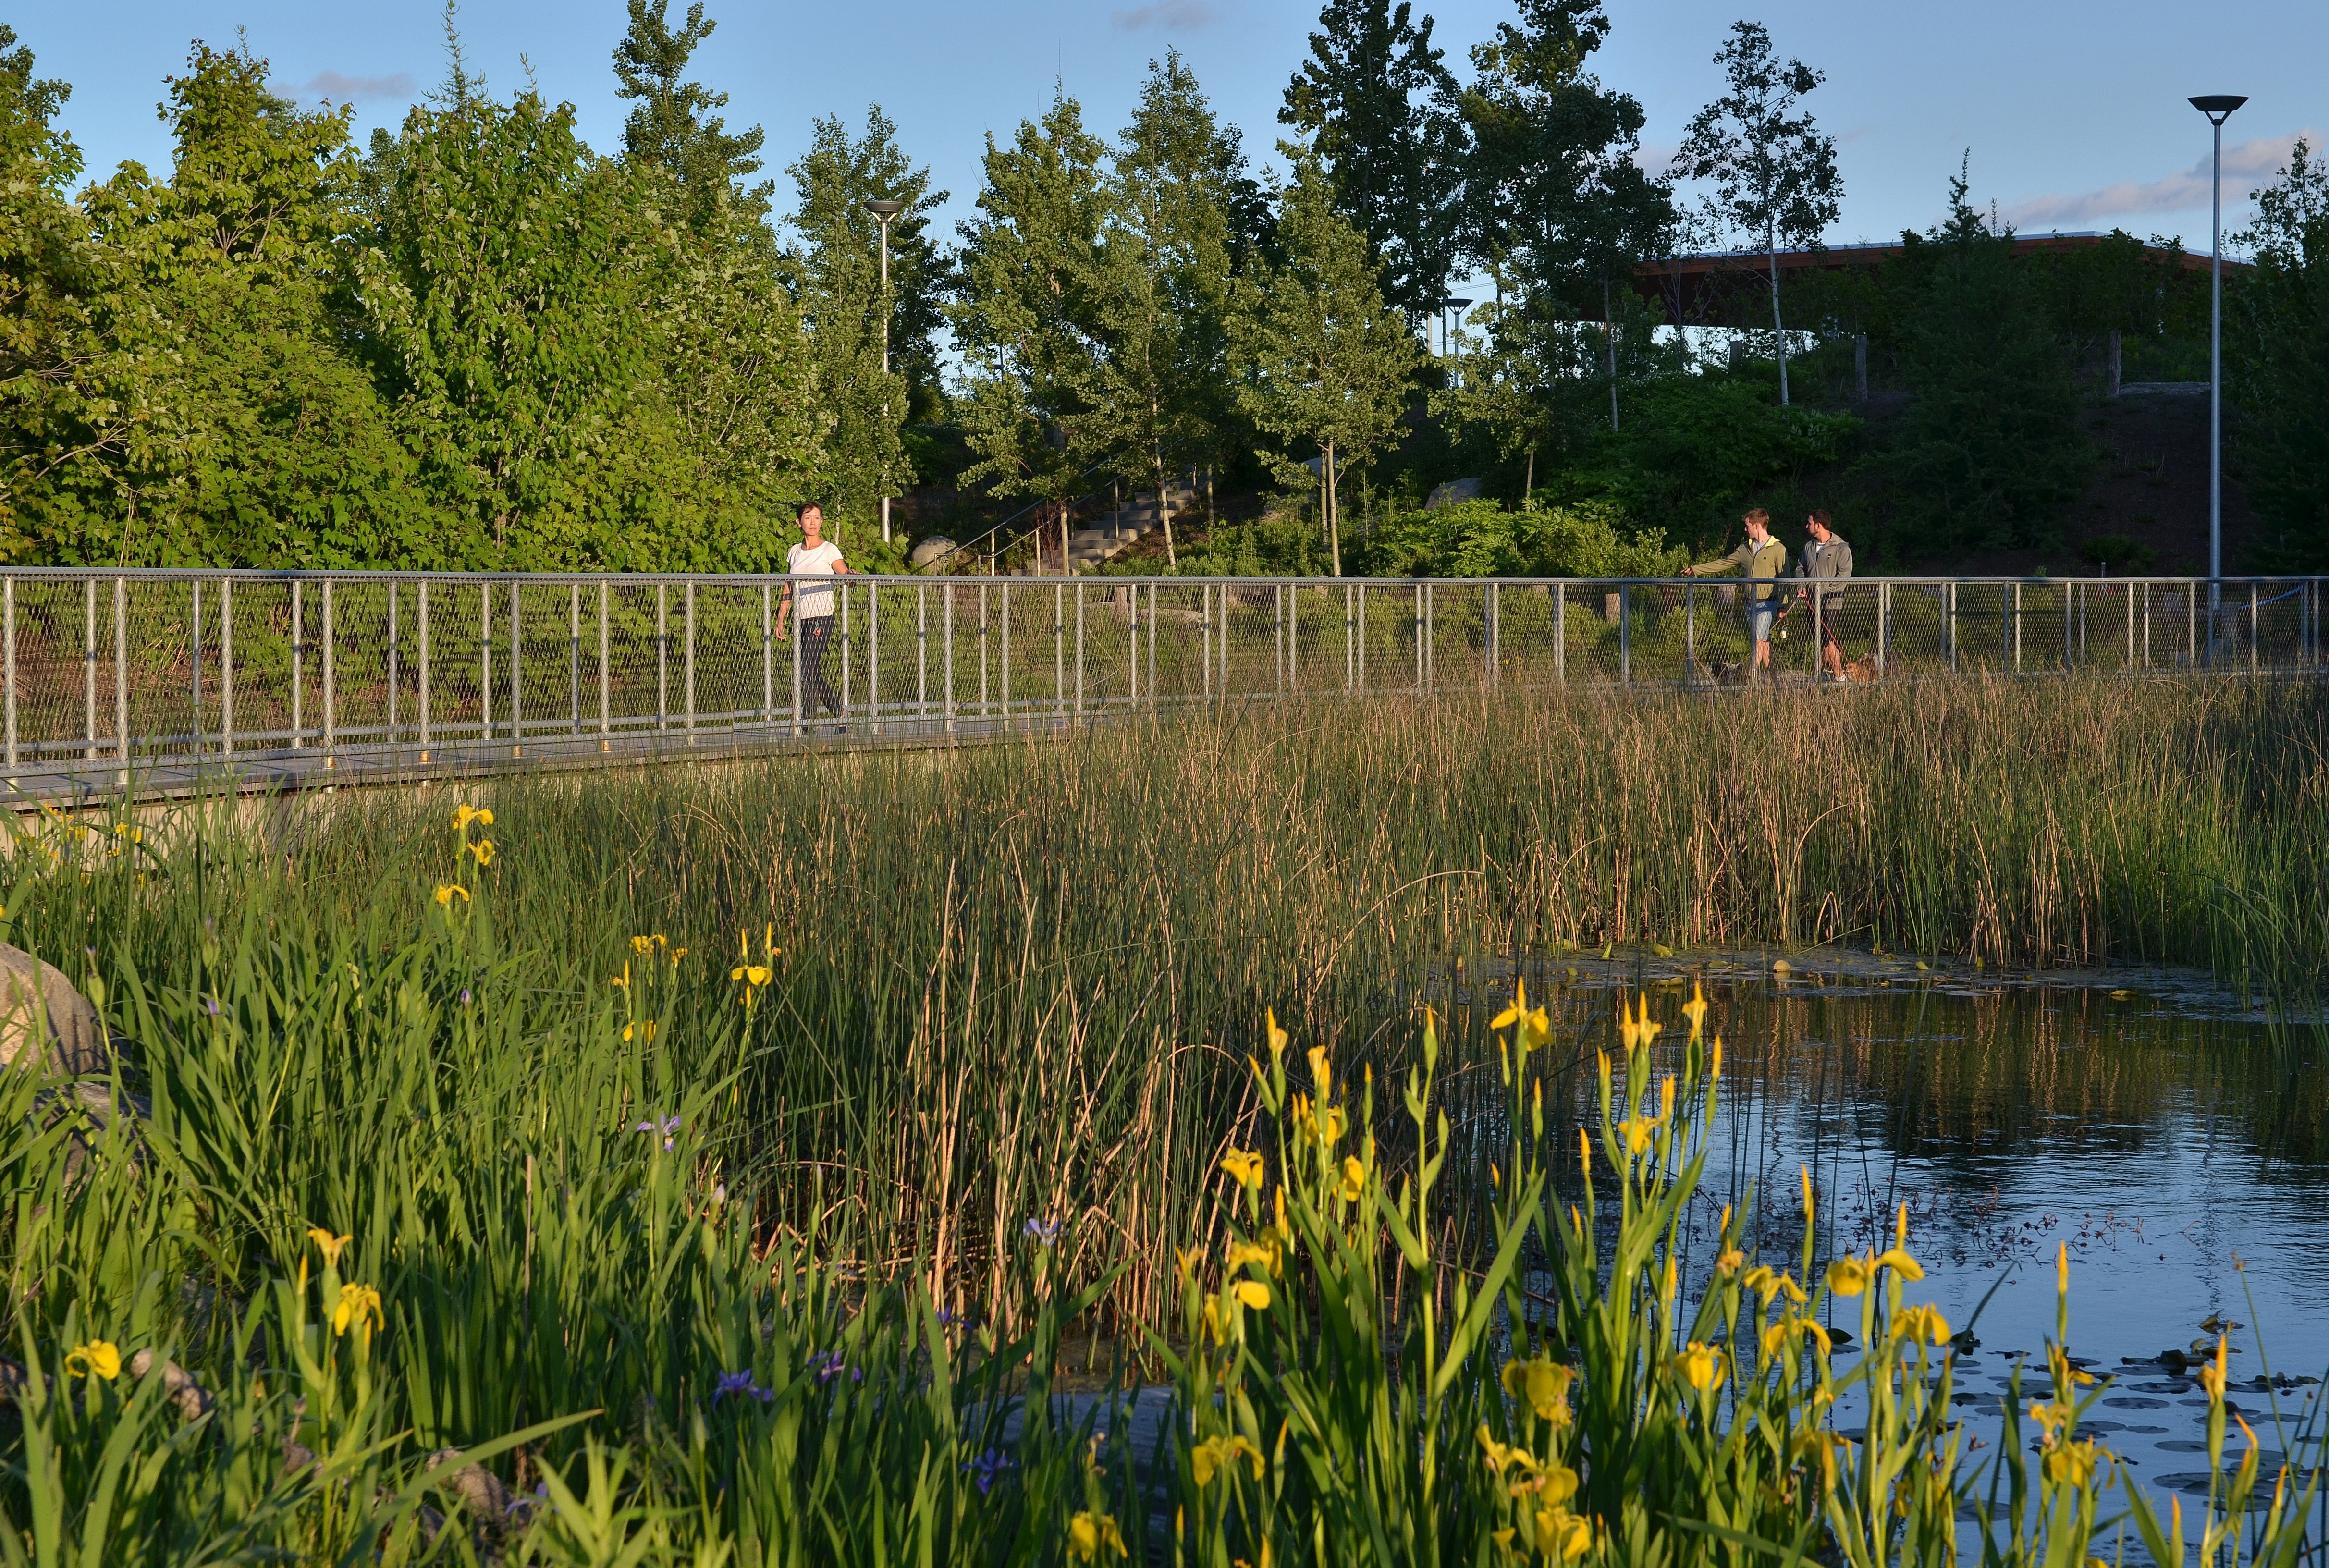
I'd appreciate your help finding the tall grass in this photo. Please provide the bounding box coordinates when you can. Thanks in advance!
[0,676,2323,1561]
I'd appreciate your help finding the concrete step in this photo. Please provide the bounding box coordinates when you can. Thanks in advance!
[1066,488,1197,570]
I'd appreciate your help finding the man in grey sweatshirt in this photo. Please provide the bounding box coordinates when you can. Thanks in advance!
[1794,510,1854,680]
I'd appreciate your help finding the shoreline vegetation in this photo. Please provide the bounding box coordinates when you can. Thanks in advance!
[3,677,2326,1561]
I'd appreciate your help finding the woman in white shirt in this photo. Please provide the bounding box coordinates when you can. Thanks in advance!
[775,502,850,728]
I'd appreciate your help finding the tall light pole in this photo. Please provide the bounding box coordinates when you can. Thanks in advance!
[2188,94,2245,635]
[865,198,907,544]
[1444,297,1471,385]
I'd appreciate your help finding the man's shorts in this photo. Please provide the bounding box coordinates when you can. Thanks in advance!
[1747,603,1777,644]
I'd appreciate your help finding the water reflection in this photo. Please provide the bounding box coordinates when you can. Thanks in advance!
[1454,954,2329,1552]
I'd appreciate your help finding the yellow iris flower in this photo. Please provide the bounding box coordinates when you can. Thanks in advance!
[331,1282,384,1338]
[307,1227,352,1268]
[1826,1254,1875,1297]
[65,1340,121,1380]
[1231,1280,1271,1311]
[1190,1433,1264,1487]
[1501,1355,1575,1423]
[1067,1509,1127,1562]
[1677,1341,1726,1393]
[1220,1149,1265,1191]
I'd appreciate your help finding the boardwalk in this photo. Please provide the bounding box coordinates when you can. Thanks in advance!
[2,569,2319,805]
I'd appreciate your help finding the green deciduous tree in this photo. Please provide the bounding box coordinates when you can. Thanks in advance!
[1231,153,1423,576]
[2231,136,2329,569]
[952,92,1108,569]
[361,77,657,566]
[1281,0,1467,320]
[1874,165,2091,554]
[1451,0,1673,457]
[786,106,944,540]
[613,0,770,226]
[1083,52,1250,566]
[1673,20,1841,406]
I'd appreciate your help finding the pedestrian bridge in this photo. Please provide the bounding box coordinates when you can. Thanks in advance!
[2,569,2318,806]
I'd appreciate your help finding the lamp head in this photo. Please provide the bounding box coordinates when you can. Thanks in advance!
[864,198,907,218]
[2188,95,2247,125]
[1445,297,1473,311]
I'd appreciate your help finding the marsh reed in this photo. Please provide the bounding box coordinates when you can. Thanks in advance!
[1,674,2323,1562]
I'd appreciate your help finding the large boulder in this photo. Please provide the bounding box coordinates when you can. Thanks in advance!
[0,944,142,1182]
[908,537,957,570]
[1425,477,1483,511]
[0,944,111,1080]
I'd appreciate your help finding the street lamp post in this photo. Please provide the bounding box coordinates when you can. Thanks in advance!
[865,198,907,544]
[2188,94,2245,640]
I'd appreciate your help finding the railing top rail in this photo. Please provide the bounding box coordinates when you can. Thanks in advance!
[0,568,2315,589]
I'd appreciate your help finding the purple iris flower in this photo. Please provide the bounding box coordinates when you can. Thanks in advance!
[1022,1217,1060,1247]
[962,1447,1013,1496]
[712,1370,773,1405]
[812,1350,860,1385]
[635,1114,682,1152]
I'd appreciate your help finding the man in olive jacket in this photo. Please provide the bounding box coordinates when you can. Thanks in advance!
[1685,508,1788,679]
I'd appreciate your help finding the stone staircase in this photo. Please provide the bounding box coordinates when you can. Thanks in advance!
[1064,484,1197,573]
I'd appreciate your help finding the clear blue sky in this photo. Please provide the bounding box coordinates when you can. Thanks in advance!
[22,0,2326,261]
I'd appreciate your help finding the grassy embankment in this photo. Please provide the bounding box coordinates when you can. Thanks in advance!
[3,676,2324,1563]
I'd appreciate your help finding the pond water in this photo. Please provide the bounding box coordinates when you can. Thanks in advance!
[1492,951,2329,1544]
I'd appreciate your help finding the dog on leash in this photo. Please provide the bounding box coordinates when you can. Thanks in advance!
[1839,654,1881,683]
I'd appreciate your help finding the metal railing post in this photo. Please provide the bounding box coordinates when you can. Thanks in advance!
[1946,582,1957,674]
[944,583,956,734]
[1274,585,1283,694]
[1685,582,1696,686]
[1355,584,1365,693]
[1001,582,1012,721]
[1414,583,1425,696]
[290,581,303,749]
[1053,582,1065,722]
[761,581,773,724]
[791,583,803,738]
[656,583,668,735]
[418,581,431,758]
[1146,584,1156,710]
[479,581,492,743]
[321,579,335,760]
[685,580,697,743]
[221,579,234,755]
[1288,584,1299,694]
[508,580,522,755]
[1555,586,1566,686]
[3,576,14,774]
[1813,587,1824,680]
[2251,582,2259,675]
[1618,584,1631,688]
[1074,584,1086,721]
[386,582,397,751]
[918,584,929,725]
[843,576,854,722]
[190,581,202,752]
[1489,582,1500,688]
[1203,583,1213,700]
[597,582,610,747]
[2188,579,2197,668]
[113,577,127,771]
[1126,585,1138,705]
[980,583,991,720]
[568,583,580,736]
[2012,582,2022,674]
[1878,581,1889,674]
[870,581,883,734]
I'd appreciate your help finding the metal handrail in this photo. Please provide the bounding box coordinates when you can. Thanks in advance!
[0,569,2315,805]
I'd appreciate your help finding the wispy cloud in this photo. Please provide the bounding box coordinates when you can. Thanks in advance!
[295,70,416,104]
[2003,128,2323,229]
[1112,0,1217,31]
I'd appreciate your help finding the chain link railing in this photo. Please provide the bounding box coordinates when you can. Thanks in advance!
[3,570,2321,800]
